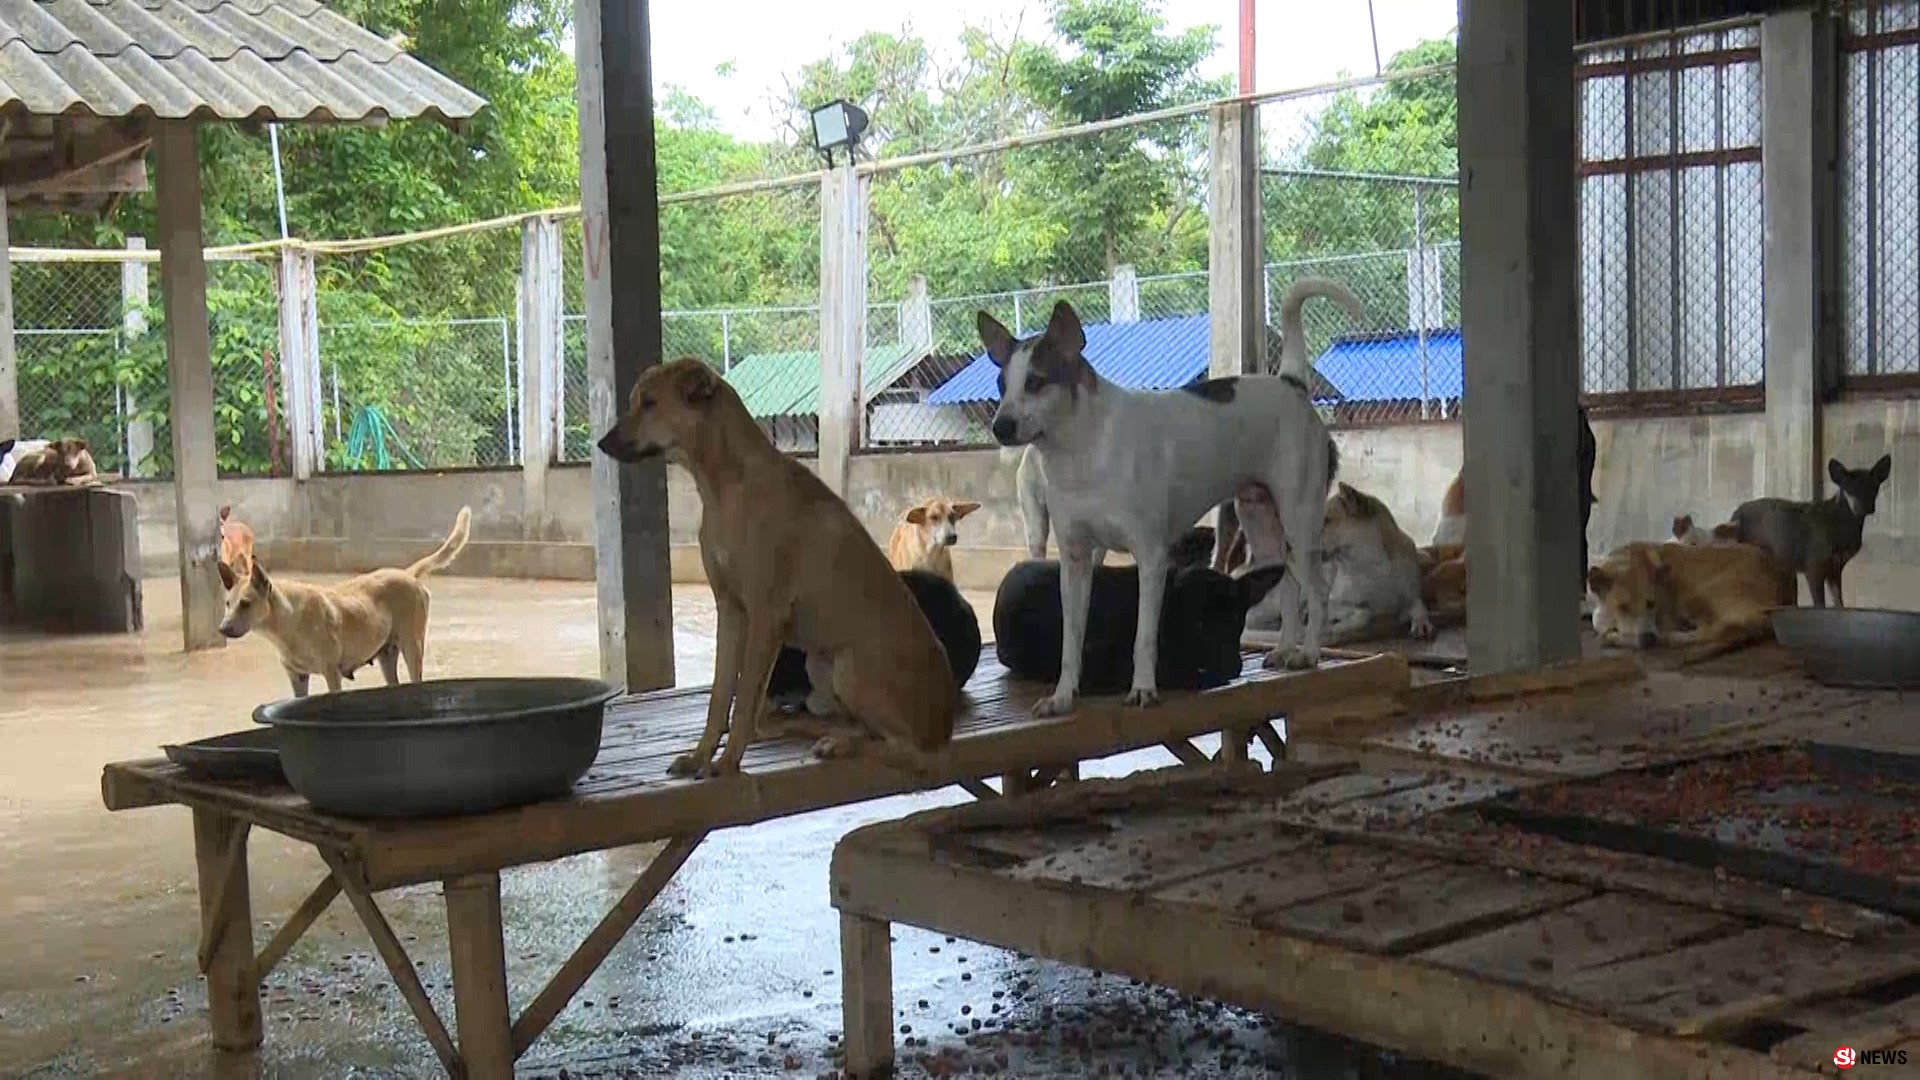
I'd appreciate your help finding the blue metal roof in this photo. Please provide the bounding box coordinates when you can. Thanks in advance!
[926,314,1212,405]
[926,317,1464,406]
[1314,328,1463,403]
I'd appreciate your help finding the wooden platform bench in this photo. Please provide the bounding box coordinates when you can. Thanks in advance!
[99,650,1407,1078]
[0,482,142,633]
[830,761,1920,1080]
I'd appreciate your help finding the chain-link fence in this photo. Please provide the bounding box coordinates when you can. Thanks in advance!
[1841,1,1920,381]
[13,249,287,479]
[312,225,521,471]
[558,183,823,459]
[1575,22,1765,406]
[863,114,1214,448]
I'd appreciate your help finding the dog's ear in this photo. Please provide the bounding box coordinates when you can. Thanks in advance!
[217,559,237,591]
[71,438,88,452]
[250,559,271,593]
[1829,458,1846,486]
[906,505,929,525]
[1045,301,1086,354]
[951,500,981,521]
[1586,565,1614,597]
[977,311,1015,367]
[676,362,718,405]
[1873,453,1892,482]
[219,505,232,523]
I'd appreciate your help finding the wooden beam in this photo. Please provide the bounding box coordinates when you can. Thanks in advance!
[511,834,704,1056]
[817,162,869,497]
[192,810,261,1057]
[575,0,675,691]
[1163,739,1209,767]
[153,120,224,651]
[840,911,895,1080]
[252,875,340,981]
[320,849,462,1075]
[0,121,147,188]
[957,777,1000,801]
[445,872,514,1078]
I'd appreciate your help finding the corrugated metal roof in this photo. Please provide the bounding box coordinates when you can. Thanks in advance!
[725,342,927,419]
[927,317,1456,406]
[927,314,1214,406]
[0,0,485,124]
[1314,328,1462,403]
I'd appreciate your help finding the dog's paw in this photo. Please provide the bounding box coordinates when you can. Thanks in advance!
[1122,686,1161,708]
[1410,616,1436,641]
[809,733,860,760]
[695,757,742,779]
[1267,647,1319,672]
[1032,692,1075,718]
[666,752,708,778]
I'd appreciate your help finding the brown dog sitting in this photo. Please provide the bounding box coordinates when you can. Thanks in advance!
[596,358,959,778]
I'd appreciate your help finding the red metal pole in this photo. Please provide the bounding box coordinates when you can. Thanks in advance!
[1238,0,1256,95]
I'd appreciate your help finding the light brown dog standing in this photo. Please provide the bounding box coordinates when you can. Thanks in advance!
[218,507,471,696]
[886,497,980,583]
[597,358,958,778]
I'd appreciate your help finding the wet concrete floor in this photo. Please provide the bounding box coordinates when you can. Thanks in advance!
[0,571,1524,1078]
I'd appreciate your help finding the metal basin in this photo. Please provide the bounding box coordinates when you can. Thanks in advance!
[254,677,618,819]
[1770,608,1920,690]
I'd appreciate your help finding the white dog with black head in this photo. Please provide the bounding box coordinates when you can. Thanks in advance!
[977,278,1360,716]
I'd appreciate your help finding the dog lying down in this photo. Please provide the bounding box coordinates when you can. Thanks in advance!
[218,506,472,696]
[1245,481,1433,646]
[768,568,982,714]
[995,558,1290,697]
[1587,540,1796,651]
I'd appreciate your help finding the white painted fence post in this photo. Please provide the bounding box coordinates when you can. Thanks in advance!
[276,245,321,479]
[1208,102,1265,379]
[122,236,153,475]
[902,275,933,354]
[818,163,869,497]
[518,215,563,537]
[1111,264,1140,323]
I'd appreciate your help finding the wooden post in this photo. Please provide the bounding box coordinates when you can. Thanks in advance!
[155,121,225,651]
[576,0,676,691]
[518,215,562,538]
[840,911,894,1079]
[0,190,14,443]
[1208,102,1265,379]
[1459,0,1582,673]
[122,236,153,475]
[277,246,320,479]
[445,872,514,1079]
[817,162,869,498]
[191,810,262,1062]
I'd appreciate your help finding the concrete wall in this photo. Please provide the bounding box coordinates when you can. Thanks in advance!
[131,397,1920,587]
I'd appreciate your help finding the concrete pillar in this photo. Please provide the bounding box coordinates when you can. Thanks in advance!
[276,246,321,479]
[0,191,15,442]
[517,215,562,537]
[154,121,225,652]
[122,236,153,475]
[1110,264,1140,323]
[1762,9,1839,502]
[1458,0,1582,673]
[576,0,675,691]
[818,162,869,498]
[901,275,932,354]
[1208,103,1265,378]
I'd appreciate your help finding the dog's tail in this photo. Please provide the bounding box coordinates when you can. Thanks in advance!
[1274,277,1363,384]
[407,506,472,579]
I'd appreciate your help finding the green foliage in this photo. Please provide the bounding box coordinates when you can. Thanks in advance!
[16,2,1461,473]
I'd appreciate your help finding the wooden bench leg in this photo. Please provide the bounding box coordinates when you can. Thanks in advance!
[840,911,894,1079]
[192,810,262,1067]
[445,871,515,1080]
[1218,726,1252,767]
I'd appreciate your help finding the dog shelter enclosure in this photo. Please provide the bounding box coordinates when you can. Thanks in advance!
[0,0,485,651]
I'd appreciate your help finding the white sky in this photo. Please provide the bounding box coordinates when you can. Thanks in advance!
[647,0,1460,140]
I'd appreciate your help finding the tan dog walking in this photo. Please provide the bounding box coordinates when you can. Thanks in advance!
[218,507,471,697]
[597,358,958,778]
